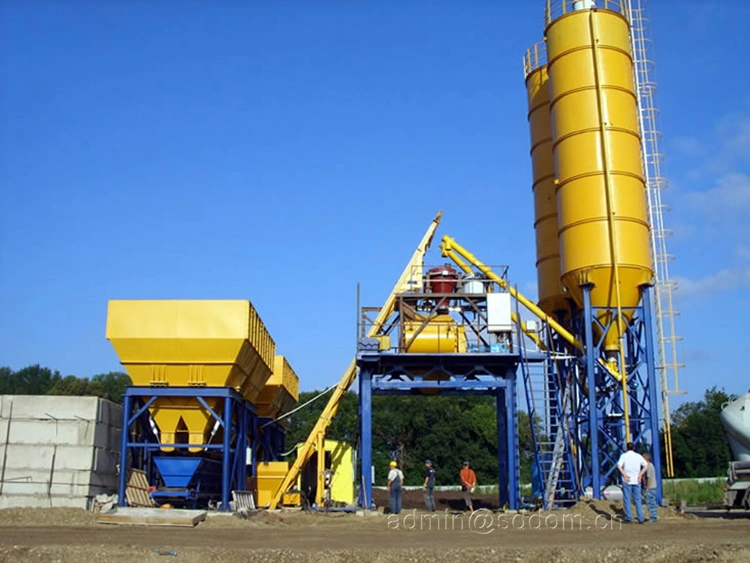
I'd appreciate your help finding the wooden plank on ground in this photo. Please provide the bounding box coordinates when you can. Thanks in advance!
[96,507,207,527]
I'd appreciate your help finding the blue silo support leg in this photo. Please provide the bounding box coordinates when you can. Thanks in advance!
[582,284,602,499]
[506,371,520,510]
[497,387,509,508]
[360,368,373,509]
[118,393,131,507]
[220,395,232,511]
[641,285,663,503]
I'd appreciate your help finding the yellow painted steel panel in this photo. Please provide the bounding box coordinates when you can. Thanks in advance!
[282,491,301,506]
[525,57,569,318]
[327,439,355,505]
[295,440,355,505]
[256,355,300,420]
[256,461,289,507]
[403,315,467,354]
[106,299,276,449]
[106,300,276,388]
[546,8,652,350]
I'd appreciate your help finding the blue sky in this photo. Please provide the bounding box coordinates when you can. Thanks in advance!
[1,1,748,412]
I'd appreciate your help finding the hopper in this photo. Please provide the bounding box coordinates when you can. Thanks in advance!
[152,456,222,495]
[255,355,300,421]
[106,300,276,451]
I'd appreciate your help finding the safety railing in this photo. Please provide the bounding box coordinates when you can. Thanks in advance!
[523,41,547,78]
[544,0,630,25]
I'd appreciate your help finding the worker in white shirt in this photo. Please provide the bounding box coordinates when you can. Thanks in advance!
[616,442,648,524]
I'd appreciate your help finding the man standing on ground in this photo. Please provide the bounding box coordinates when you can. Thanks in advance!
[423,460,436,511]
[616,442,648,524]
[642,453,658,523]
[387,460,404,515]
[459,461,477,514]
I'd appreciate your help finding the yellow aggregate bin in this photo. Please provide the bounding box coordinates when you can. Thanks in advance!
[546,6,653,351]
[524,42,570,320]
[255,355,300,421]
[106,300,276,451]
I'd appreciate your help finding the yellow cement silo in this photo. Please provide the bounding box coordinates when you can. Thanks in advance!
[545,1,652,352]
[524,42,570,320]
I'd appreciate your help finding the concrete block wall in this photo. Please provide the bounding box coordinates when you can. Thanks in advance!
[0,395,122,509]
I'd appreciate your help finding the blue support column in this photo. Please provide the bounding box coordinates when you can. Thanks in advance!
[118,394,131,507]
[641,285,664,503]
[506,370,519,510]
[360,368,373,509]
[236,404,248,491]
[497,387,509,508]
[220,395,232,511]
[582,284,602,499]
[251,415,258,478]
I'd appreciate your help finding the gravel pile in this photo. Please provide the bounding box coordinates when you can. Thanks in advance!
[0,507,96,527]
[563,498,695,521]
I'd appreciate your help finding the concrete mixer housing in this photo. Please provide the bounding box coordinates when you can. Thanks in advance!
[720,393,750,510]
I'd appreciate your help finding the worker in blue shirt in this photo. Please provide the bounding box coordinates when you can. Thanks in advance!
[422,460,436,511]
[387,460,404,515]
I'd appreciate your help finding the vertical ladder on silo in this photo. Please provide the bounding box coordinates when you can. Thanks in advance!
[629,0,686,478]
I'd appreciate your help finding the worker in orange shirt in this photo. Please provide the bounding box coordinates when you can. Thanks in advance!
[459,461,477,514]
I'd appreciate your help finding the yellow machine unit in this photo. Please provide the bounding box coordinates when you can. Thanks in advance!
[297,439,355,506]
[402,314,467,354]
[545,5,653,351]
[106,300,276,451]
[255,461,290,507]
[255,355,300,422]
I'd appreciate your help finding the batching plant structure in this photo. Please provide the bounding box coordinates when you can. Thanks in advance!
[521,0,663,505]
[106,300,299,510]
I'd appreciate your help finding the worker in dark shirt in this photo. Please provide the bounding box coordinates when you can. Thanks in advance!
[422,460,436,511]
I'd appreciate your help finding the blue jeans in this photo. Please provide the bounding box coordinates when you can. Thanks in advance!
[390,485,402,514]
[622,482,644,523]
[424,488,435,511]
[645,489,658,521]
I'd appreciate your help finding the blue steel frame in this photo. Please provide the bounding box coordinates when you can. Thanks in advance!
[118,386,259,511]
[257,417,287,461]
[356,347,543,511]
[520,326,579,508]
[558,284,663,501]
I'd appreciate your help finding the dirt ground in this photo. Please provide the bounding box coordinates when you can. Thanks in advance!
[0,500,749,563]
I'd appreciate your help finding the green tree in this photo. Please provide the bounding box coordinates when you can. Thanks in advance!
[283,390,538,487]
[0,365,62,394]
[47,375,91,396]
[0,365,131,404]
[284,390,359,451]
[89,372,132,403]
[667,386,735,478]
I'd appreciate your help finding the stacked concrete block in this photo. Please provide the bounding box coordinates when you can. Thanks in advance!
[0,395,122,509]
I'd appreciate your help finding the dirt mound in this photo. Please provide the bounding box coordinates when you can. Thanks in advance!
[0,543,748,563]
[201,509,368,529]
[563,498,695,521]
[372,488,499,511]
[0,507,96,527]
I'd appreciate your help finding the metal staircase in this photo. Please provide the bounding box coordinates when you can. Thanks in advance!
[521,331,578,509]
